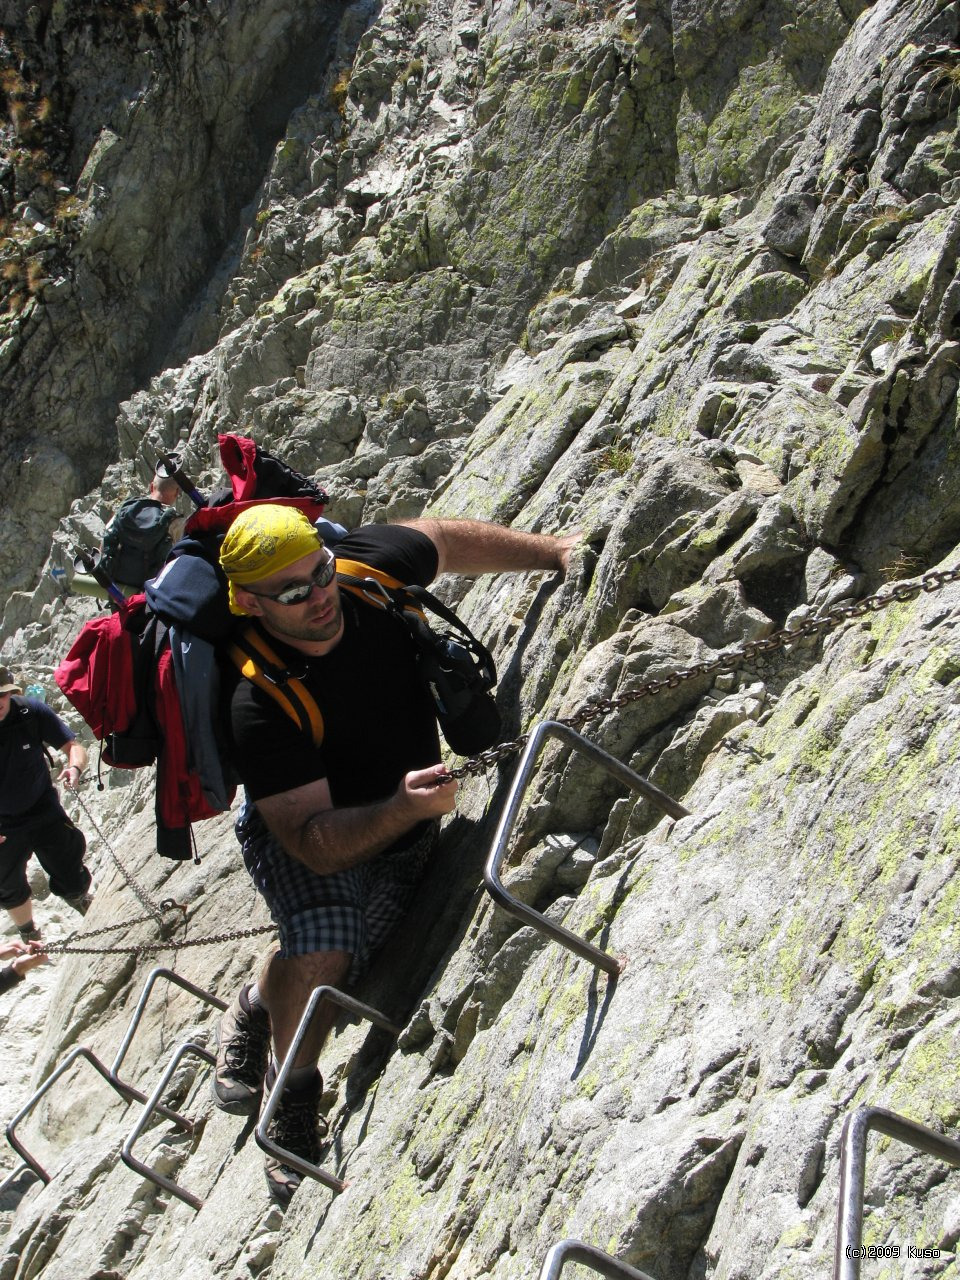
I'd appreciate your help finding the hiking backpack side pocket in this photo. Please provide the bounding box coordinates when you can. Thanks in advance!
[54,595,157,765]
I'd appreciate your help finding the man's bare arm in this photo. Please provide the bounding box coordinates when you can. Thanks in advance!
[256,766,457,875]
[401,518,580,579]
[58,740,88,787]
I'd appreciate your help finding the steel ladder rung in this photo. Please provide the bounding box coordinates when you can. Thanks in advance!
[539,1239,658,1280]
[121,985,402,1208]
[485,720,691,978]
[121,1042,215,1210]
[4,966,226,1186]
[254,985,404,1196]
[834,1105,960,1280]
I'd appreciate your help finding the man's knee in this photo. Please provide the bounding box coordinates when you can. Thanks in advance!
[0,888,32,911]
[266,948,353,992]
[0,849,31,910]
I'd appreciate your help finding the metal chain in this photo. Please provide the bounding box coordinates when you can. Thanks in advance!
[46,565,960,957]
[54,783,276,957]
[40,922,276,959]
[445,565,960,780]
[65,904,186,942]
[67,783,170,924]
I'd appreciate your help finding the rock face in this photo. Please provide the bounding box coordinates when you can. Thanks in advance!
[3,0,960,1278]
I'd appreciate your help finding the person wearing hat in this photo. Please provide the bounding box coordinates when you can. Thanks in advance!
[213,505,578,1203]
[0,666,92,940]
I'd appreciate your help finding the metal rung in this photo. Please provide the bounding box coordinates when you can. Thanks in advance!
[485,720,691,977]
[109,966,226,1097]
[4,967,224,1185]
[834,1105,960,1280]
[539,1239,658,1280]
[255,985,404,1195]
[5,1045,192,1185]
[122,1042,215,1210]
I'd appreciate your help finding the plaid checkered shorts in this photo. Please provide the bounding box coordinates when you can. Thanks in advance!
[237,804,438,983]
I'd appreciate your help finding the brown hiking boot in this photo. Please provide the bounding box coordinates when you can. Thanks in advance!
[63,891,94,916]
[261,1069,327,1205]
[212,985,271,1115]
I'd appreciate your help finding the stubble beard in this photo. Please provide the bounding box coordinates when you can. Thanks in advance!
[262,593,344,650]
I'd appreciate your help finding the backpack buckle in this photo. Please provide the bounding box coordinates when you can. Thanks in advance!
[260,661,306,687]
[357,576,403,612]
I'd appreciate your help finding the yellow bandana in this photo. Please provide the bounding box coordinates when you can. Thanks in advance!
[219,505,325,615]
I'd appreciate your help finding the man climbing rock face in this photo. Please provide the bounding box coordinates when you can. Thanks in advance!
[73,474,183,600]
[214,504,576,1204]
[0,667,92,941]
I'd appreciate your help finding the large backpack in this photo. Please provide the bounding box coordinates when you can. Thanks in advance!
[54,592,232,858]
[100,498,178,589]
[56,433,335,859]
[53,595,152,767]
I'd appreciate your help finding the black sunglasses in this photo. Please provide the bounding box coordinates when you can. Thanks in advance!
[245,552,337,606]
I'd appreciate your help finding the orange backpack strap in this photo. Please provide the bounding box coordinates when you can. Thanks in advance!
[335,558,427,621]
[227,624,325,748]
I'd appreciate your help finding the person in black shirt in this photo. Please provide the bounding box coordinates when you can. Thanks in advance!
[0,667,92,940]
[214,506,576,1203]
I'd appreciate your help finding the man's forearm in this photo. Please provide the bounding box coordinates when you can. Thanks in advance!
[256,765,455,877]
[403,518,575,577]
[260,768,454,876]
[283,794,418,875]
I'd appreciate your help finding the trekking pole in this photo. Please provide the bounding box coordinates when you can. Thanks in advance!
[155,453,206,509]
[73,548,127,608]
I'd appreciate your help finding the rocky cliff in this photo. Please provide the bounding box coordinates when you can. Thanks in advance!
[3,0,960,1277]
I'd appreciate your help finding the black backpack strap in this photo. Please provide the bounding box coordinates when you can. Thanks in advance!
[337,560,502,755]
[337,561,497,691]
[227,625,325,747]
[11,697,55,771]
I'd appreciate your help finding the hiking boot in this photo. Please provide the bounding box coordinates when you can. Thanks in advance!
[17,922,41,942]
[63,891,94,916]
[212,985,271,1115]
[261,1069,327,1206]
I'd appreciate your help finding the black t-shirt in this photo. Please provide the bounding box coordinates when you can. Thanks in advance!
[225,524,441,808]
[0,698,73,821]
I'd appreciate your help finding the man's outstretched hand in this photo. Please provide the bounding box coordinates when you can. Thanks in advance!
[554,531,582,575]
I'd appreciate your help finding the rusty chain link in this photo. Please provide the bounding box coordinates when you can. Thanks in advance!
[39,922,276,959]
[445,565,960,780]
[67,783,170,925]
[47,565,960,957]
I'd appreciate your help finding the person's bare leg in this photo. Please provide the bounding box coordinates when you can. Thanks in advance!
[259,948,352,1068]
[7,900,37,931]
